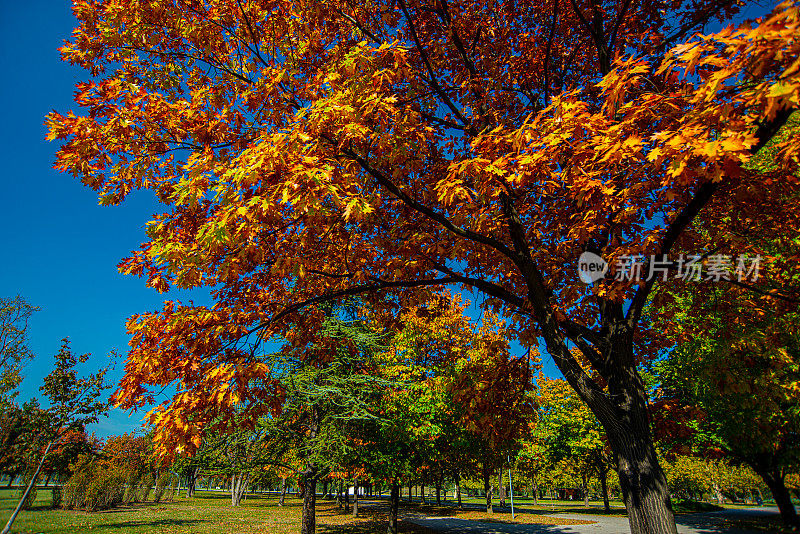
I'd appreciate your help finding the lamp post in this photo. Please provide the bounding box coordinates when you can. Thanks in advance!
[508,456,515,520]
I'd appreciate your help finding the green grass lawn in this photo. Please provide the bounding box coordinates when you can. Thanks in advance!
[1,487,777,533]
[0,488,438,534]
[0,488,604,533]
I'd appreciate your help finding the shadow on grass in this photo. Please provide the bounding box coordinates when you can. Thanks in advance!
[319,519,433,534]
[411,501,624,518]
[97,518,207,529]
[673,501,725,514]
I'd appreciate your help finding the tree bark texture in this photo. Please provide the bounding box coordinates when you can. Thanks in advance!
[756,467,799,526]
[352,476,359,517]
[230,473,248,506]
[279,477,287,506]
[387,482,400,534]
[300,467,317,534]
[483,463,493,513]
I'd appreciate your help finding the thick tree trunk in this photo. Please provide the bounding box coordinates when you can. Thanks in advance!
[607,422,677,534]
[483,464,493,513]
[531,479,538,506]
[756,467,799,526]
[352,476,359,517]
[344,481,350,513]
[420,481,426,504]
[301,468,317,534]
[542,297,682,534]
[387,482,400,534]
[435,478,441,505]
[279,477,287,506]
[408,483,413,502]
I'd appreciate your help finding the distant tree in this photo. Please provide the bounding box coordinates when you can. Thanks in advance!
[537,377,614,510]
[0,296,38,400]
[0,400,48,487]
[42,428,101,485]
[1,339,110,534]
[653,288,800,526]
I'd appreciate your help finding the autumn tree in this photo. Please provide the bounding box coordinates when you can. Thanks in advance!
[49,1,800,532]
[447,315,534,513]
[651,288,800,525]
[42,428,100,486]
[537,377,615,510]
[0,400,49,488]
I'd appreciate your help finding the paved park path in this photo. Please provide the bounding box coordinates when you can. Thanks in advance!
[406,506,781,534]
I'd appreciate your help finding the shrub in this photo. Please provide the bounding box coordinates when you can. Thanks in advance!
[61,455,96,509]
[51,486,62,509]
[165,474,179,502]
[83,469,126,511]
[62,457,128,511]
[62,469,92,509]
[152,472,174,503]
[123,472,141,504]
[137,473,154,502]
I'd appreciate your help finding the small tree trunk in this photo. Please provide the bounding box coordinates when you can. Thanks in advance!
[231,473,248,506]
[2,440,55,534]
[186,466,199,498]
[387,482,400,534]
[455,473,462,509]
[420,481,426,504]
[336,479,343,509]
[582,472,589,508]
[712,481,724,504]
[300,467,317,534]
[483,464,493,513]
[600,467,610,512]
[344,481,350,513]
[408,483,413,502]
[352,476,359,517]
[756,467,799,526]
[279,477,287,506]
[436,478,441,505]
[322,479,329,499]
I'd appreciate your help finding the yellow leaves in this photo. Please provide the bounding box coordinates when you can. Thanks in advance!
[768,80,798,100]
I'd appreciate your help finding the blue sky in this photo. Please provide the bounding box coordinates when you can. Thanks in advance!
[0,1,191,436]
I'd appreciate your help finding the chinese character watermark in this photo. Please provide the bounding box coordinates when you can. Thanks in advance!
[577,253,761,284]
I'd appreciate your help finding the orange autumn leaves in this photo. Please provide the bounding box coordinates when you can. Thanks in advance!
[46,0,800,459]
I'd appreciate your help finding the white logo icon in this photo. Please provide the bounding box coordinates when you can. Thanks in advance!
[578,252,608,284]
